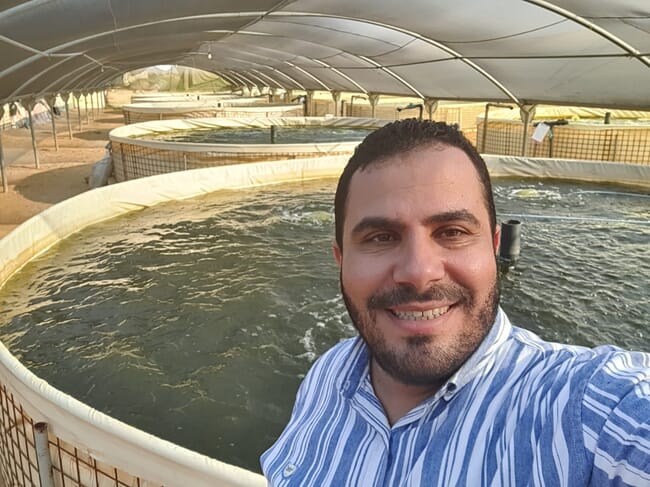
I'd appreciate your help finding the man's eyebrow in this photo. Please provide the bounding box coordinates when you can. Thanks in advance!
[350,210,482,237]
[424,210,481,227]
[350,217,404,237]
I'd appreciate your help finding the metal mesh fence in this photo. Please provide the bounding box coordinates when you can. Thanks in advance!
[477,120,650,164]
[0,383,160,487]
[49,437,160,487]
[109,117,387,182]
[0,384,39,486]
[114,103,489,183]
[310,100,482,145]
[111,141,355,182]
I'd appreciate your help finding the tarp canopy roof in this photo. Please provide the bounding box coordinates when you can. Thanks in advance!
[1,0,649,109]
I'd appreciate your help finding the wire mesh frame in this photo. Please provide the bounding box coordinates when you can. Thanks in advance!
[110,140,355,182]
[0,383,162,487]
[477,120,650,164]
[0,384,39,487]
[49,436,159,487]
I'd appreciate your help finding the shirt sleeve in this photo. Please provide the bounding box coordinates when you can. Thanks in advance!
[260,338,357,485]
[581,351,650,486]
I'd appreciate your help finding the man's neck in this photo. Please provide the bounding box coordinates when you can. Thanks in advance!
[370,359,443,426]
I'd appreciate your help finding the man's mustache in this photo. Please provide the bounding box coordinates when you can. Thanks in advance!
[368,283,471,309]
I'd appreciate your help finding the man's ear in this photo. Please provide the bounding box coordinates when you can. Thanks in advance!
[332,240,342,267]
[493,224,501,255]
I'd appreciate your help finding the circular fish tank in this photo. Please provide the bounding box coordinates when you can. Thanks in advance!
[109,117,387,182]
[129,93,243,103]
[0,175,647,473]
[122,99,302,124]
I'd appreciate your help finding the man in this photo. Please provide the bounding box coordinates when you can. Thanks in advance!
[261,119,650,486]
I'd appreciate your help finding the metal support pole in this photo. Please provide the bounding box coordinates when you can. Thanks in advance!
[368,93,380,118]
[48,97,58,152]
[64,95,73,139]
[481,105,490,153]
[84,93,90,123]
[26,100,40,168]
[330,91,341,117]
[89,92,95,120]
[0,106,7,193]
[74,93,82,130]
[305,90,314,116]
[34,423,55,487]
[424,98,439,121]
[519,105,536,157]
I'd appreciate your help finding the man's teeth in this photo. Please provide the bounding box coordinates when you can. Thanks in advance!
[392,307,450,321]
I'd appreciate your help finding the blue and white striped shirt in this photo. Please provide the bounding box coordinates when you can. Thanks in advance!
[261,308,650,486]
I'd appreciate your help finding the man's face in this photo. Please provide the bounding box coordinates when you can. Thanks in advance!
[333,144,500,388]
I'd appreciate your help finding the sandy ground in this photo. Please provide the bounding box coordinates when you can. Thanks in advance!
[0,109,123,239]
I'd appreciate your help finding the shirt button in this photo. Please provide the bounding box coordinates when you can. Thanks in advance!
[444,383,457,400]
[283,463,297,477]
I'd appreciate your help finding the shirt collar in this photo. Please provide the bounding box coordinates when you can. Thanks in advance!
[341,337,371,398]
[442,307,511,397]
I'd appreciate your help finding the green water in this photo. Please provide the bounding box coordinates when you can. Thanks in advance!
[0,178,647,473]
[136,126,375,144]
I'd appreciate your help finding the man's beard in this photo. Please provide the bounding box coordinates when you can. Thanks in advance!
[341,276,500,388]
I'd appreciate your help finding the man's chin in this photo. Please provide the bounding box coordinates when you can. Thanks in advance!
[404,333,434,347]
[370,338,456,387]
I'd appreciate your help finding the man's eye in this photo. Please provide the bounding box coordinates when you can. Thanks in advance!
[438,228,467,238]
[368,233,395,243]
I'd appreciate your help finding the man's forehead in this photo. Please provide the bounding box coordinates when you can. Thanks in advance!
[349,145,480,190]
[355,144,478,180]
[343,146,488,225]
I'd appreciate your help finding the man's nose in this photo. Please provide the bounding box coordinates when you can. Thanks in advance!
[392,233,445,291]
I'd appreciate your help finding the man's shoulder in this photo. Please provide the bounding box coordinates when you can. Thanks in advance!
[301,336,365,386]
[584,347,650,390]
[313,335,362,366]
[320,335,362,357]
[508,324,638,364]
[285,336,366,416]
[497,318,650,391]
[503,322,649,393]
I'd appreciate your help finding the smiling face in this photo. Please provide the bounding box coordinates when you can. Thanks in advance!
[334,144,500,390]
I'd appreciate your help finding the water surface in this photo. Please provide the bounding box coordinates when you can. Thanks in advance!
[0,178,647,472]
[137,126,375,144]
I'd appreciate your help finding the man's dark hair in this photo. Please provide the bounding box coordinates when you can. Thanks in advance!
[334,118,497,250]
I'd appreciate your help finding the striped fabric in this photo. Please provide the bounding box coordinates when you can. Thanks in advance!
[261,308,650,486]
